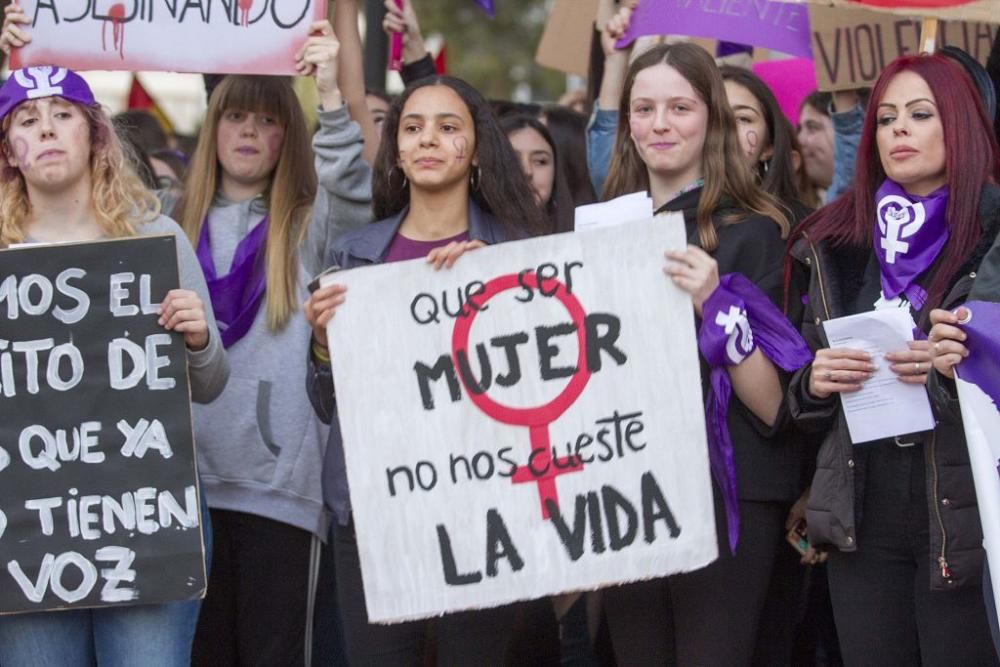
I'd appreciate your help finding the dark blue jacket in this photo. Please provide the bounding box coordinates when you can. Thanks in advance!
[306,200,508,525]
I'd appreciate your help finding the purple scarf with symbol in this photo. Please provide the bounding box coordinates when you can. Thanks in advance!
[196,216,268,348]
[698,274,813,553]
[874,180,950,311]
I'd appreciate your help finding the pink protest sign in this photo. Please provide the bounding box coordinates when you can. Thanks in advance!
[618,0,813,59]
[10,1,325,75]
[752,57,817,127]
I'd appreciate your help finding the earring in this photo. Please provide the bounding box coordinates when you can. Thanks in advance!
[762,159,770,174]
[470,165,482,190]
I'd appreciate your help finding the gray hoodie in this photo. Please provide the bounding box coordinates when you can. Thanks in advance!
[169,105,371,538]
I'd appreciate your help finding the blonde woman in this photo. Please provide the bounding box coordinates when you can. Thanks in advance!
[0,63,228,665]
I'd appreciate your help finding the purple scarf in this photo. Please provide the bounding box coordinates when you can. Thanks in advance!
[874,180,950,311]
[196,216,268,348]
[956,301,1000,411]
[698,274,813,553]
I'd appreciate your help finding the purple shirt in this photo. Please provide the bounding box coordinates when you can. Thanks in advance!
[383,230,470,263]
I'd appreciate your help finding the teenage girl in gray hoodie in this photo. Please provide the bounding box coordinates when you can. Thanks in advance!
[168,20,371,665]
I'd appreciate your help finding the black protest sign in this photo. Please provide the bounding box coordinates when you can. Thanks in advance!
[0,236,205,615]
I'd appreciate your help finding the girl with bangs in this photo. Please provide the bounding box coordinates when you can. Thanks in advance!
[787,54,1000,665]
[165,21,375,665]
[599,42,813,666]
[0,60,228,667]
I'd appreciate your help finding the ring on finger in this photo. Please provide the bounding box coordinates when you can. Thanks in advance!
[914,362,922,373]
[934,341,941,353]
[824,370,833,381]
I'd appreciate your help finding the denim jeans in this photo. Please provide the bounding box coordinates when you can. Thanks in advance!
[0,491,212,667]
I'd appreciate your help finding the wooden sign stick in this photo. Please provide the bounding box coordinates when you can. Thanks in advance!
[919,17,939,55]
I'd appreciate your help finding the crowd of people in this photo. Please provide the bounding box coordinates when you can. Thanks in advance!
[1,0,1000,664]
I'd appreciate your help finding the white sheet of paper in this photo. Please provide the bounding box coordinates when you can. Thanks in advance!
[822,308,935,444]
[574,192,654,231]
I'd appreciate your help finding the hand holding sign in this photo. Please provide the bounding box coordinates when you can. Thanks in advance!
[0,2,29,55]
[929,306,972,379]
[663,245,720,317]
[427,240,487,271]
[295,20,342,109]
[383,0,429,65]
[304,284,348,349]
[601,2,637,57]
[158,289,209,352]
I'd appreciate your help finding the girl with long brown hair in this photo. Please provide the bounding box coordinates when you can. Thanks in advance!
[167,21,371,664]
[599,42,811,666]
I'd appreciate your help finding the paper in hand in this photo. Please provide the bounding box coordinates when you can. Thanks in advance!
[822,308,935,444]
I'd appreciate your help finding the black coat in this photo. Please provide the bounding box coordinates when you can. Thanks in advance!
[658,187,806,503]
[787,183,1000,591]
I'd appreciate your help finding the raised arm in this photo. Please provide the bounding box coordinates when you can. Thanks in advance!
[588,1,634,197]
[333,0,380,164]
[383,0,437,84]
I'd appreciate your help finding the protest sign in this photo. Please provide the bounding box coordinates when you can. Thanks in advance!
[535,0,600,77]
[10,0,325,75]
[617,0,813,59]
[752,57,817,126]
[0,236,205,615]
[782,0,999,24]
[954,301,1000,623]
[325,218,718,623]
[809,4,999,90]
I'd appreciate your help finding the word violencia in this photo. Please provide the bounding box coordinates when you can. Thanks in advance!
[30,0,312,30]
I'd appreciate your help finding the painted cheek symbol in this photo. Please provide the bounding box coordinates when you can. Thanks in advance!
[452,137,469,162]
[12,138,31,170]
[745,129,759,158]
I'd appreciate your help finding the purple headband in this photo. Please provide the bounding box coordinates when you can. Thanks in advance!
[0,66,96,123]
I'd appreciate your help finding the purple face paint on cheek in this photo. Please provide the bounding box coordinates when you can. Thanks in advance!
[13,138,31,170]
[745,129,759,157]
[452,137,469,161]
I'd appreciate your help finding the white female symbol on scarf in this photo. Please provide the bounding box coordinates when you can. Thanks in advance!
[878,194,927,264]
[715,305,754,364]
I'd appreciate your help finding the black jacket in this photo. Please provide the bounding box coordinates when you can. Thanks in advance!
[787,183,1000,591]
[659,187,806,503]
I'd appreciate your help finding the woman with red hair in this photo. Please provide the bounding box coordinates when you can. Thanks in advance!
[787,54,1000,665]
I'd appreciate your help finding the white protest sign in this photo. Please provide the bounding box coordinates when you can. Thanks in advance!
[956,376,1000,618]
[11,1,324,75]
[952,299,1000,622]
[325,217,718,623]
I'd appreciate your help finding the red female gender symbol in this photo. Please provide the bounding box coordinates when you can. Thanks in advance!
[451,273,591,519]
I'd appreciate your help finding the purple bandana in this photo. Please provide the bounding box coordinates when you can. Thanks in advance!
[874,180,950,311]
[196,217,268,348]
[698,274,813,553]
[0,67,96,122]
[956,301,1000,411]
